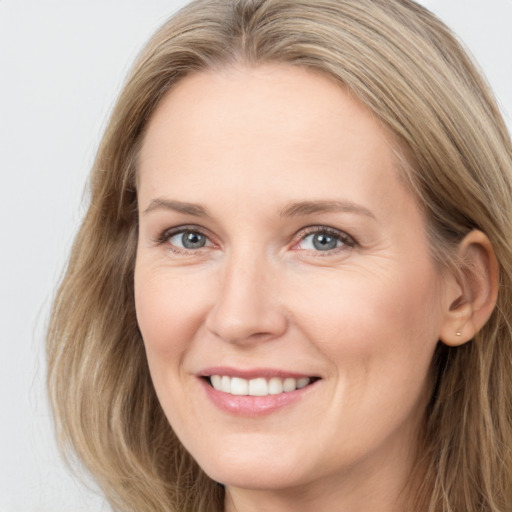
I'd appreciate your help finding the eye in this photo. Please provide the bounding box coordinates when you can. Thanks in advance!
[171,231,207,249]
[159,227,214,252]
[294,227,356,252]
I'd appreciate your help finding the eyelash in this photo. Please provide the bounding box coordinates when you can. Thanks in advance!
[155,225,214,255]
[294,226,357,255]
[155,225,357,255]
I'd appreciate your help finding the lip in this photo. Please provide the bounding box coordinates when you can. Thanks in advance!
[198,366,320,417]
[198,366,315,380]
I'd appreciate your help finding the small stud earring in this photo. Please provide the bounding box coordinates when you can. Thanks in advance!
[456,329,462,336]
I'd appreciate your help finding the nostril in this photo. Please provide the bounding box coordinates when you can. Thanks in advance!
[205,311,289,346]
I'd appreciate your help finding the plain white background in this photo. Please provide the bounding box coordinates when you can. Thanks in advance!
[1,1,511,510]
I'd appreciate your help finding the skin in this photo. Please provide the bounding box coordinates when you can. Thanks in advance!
[134,64,487,511]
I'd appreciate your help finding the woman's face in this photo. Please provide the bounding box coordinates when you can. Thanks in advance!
[135,64,451,503]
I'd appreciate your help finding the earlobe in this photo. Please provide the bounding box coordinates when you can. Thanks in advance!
[439,230,499,347]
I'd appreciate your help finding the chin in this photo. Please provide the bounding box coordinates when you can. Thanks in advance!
[195,449,312,491]
[208,468,306,492]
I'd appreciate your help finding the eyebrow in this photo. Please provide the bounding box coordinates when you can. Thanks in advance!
[142,198,376,220]
[143,198,209,217]
[279,200,376,219]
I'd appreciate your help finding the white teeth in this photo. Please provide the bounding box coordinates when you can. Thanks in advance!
[283,377,296,392]
[231,377,248,395]
[221,375,231,393]
[209,375,313,396]
[268,377,284,395]
[297,377,310,389]
[211,375,222,390]
[248,378,268,396]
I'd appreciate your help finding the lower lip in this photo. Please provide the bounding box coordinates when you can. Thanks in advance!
[200,378,317,416]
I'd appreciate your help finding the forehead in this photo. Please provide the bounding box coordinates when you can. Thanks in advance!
[138,63,408,217]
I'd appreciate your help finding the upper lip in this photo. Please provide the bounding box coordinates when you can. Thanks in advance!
[198,366,319,380]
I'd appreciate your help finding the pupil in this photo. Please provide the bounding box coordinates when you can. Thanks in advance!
[182,232,206,249]
[313,233,338,251]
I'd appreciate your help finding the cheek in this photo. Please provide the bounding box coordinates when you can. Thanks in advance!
[134,265,215,432]
[134,265,211,363]
[287,264,442,396]
[293,264,439,340]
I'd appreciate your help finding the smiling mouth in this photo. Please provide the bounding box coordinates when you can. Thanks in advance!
[205,375,320,397]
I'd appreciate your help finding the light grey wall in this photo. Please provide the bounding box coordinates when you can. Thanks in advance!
[1,1,510,510]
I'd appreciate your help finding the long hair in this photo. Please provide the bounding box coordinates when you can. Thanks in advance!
[47,1,512,510]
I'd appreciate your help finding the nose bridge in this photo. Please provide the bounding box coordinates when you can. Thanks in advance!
[205,245,287,344]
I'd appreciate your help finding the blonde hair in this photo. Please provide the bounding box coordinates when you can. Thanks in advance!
[47,1,512,510]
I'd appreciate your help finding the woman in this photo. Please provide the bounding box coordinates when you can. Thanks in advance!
[47,0,512,511]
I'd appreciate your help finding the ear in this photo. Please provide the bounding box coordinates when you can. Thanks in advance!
[439,230,499,347]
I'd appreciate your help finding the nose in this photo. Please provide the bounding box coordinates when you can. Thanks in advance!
[205,252,288,345]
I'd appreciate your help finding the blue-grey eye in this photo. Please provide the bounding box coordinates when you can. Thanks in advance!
[311,233,339,251]
[168,230,208,249]
[297,230,350,251]
[181,231,206,249]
